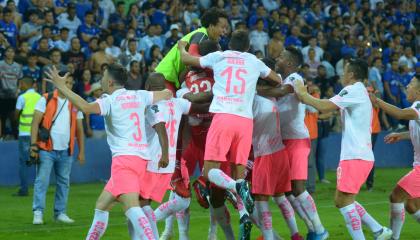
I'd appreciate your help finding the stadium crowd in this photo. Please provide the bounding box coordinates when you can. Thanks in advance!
[0,0,418,141]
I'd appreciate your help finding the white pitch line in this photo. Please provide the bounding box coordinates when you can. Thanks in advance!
[0,200,391,234]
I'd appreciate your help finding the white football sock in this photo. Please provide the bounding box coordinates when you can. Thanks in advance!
[296,191,325,234]
[127,219,140,240]
[287,195,314,232]
[125,207,155,240]
[390,203,405,239]
[176,208,190,240]
[143,205,159,239]
[154,193,190,221]
[208,206,218,239]
[413,210,420,223]
[354,201,382,233]
[273,196,299,236]
[86,209,109,240]
[339,203,365,240]
[237,196,249,218]
[208,169,237,192]
[256,201,273,240]
[213,205,235,240]
[162,214,174,235]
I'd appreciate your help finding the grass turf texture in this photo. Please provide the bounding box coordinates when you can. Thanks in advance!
[0,168,417,240]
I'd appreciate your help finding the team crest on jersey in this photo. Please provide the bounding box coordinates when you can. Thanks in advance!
[151,105,159,113]
[339,90,348,97]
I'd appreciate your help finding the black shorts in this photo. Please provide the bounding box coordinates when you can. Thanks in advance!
[0,98,17,116]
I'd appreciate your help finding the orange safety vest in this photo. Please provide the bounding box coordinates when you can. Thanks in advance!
[305,93,319,140]
[38,90,78,155]
[366,86,382,134]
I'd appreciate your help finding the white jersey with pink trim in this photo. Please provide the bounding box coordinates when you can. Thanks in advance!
[252,95,285,158]
[145,98,191,173]
[330,82,374,162]
[409,101,420,167]
[199,50,271,119]
[276,72,309,140]
[96,88,153,159]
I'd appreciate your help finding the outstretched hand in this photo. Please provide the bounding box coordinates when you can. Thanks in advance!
[368,92,379,107]
[384,132,402,144]
[43,65,70,88]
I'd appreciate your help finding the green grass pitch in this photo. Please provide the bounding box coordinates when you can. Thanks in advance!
[0,168,418,240]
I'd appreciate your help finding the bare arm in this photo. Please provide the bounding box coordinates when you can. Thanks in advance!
[31,110,43,145]
[189,103,211,114]
[294,80,338,112]
[152,90,173,103]
[14,109,20,123]
[257,84,293,98]
[44,66,101,114]
[263,70,282,86]
[178,41,201,67]
[76,119,85,164]
[183,92,213,103]
[371,95,418,120]
[154,122,169,169]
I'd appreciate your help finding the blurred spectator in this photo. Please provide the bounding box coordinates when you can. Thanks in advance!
[314,65,332,97]
[57,3,81,38]
[105,34,121,61]
[109,1,126,33]
[0,8,18,48]
[326,27,343,65]
[320,52,335,79]
[148,44,163,65]
[22,52,42,89]
[302,36,324,62]
[151,0,169,31]
[34,37,52,68]
[119,38,143,69]
[62,37,85,78]
[42,48,68,93]
[306,48,321,79]
[398,46,417,71]
[6,0,22,28]
[184,1,200,29]
[126,60,144,91]
[248,5,268,29]
[15,41,30,65]
[284,25,302,49]
[368,57,384,96]
[267,29,284,60]
[89,39,112,79]
[340,35,357,58]
[13,77,41,196]
[262,0,280,12]
[19,10,42,47]
[249,18,269,56]
[74,69,92,99]
[165,24,181,52]
[30,74,84,225]
[78,11,100,48]
[85,82,105,139]
[0,47,22,139]
[81,36,98,60]
[383,59,404,129]
[229,2,244,31]
[139,24,164,62]
[52,27,70,52]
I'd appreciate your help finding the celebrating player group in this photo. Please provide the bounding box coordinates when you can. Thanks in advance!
[42,7,420,240]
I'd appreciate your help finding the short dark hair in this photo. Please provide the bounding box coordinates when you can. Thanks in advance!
[117,1,124,6]
[85,11,94,16]
[199,40,219,56]
[262,57,276,70]
[285,46,303,67]
[228,30,250,52]
[49,48,61,56]
[128,38,137,45]
[107,64,128,86]
[60,27,69,33]
[347,58,368,82]
[3,7,12,14]
[28,52,38,58]
[19,76,34,86]
[200,7,228,28]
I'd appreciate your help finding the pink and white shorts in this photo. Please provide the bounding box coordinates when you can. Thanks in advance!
[140,171,172,203]
[337,160,374,194]
[204,113,253,166]
[397,166,420,199]
[104,155,148,198]
[252,149,291,195]
[283,139,311,180]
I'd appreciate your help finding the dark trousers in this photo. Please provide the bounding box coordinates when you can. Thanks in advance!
[366,133,378,188]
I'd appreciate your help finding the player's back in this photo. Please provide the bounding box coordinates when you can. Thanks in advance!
[145,98,191,173]
[98,88,153,159]
[252,95,285,158]
[276,72,309,140]
[200,50,271,119]
[409,101,420,167]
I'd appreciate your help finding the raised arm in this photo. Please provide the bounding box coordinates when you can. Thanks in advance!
[44,66,101,114]
[264,70,282,86]
[257,84,293,98]
[294,79,338,112]
[370,94,418,120]
[178,41,201,67]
